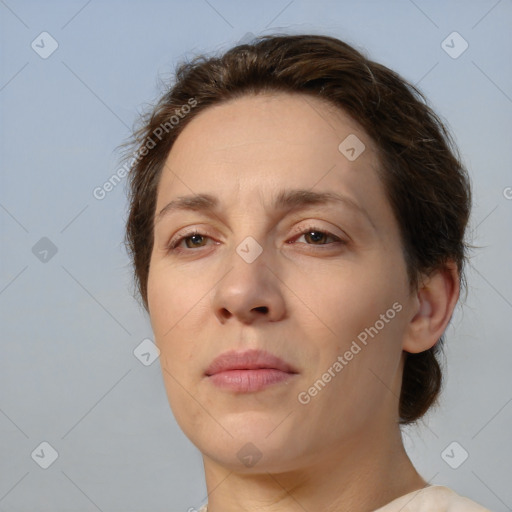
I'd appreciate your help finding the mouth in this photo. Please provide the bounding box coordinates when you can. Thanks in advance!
[205,349,299,393]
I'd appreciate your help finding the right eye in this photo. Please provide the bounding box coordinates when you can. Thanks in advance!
[167,229,217,253]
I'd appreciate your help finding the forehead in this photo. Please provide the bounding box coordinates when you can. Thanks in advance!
[166,92,378,168]
[156,92,389,226]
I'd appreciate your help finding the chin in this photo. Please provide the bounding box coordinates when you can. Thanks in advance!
[188,412,303,469]
[201,439,300,474]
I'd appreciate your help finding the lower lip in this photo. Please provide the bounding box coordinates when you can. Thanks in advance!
[207,369,295,392]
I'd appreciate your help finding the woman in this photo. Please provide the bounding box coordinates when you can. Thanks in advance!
[123,34,490,511]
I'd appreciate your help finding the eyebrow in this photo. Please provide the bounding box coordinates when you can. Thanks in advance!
[155,189,375,229]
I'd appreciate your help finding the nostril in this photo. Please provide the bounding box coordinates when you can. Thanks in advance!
[221,308,232,319]
[254,306,269,314]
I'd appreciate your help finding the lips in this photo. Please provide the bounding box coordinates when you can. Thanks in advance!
[205,349,297,375]
[205,349,298,392]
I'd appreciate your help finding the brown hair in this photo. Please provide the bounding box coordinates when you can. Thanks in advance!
[123,34,471,424]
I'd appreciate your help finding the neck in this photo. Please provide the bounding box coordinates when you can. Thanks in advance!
[201,420,426,512]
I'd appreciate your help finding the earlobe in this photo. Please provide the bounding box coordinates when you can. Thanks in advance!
[403,263,460,354]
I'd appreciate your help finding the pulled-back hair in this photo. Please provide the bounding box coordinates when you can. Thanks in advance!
[123,34,471,424]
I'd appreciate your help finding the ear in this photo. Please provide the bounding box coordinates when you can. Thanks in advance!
[403,262,460,354]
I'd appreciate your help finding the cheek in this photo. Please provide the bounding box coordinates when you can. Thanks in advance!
[148,268,207,431]
[147,267,201,380]
[295,261,403,336]
[148,263,202,339]
[292,257,408,396]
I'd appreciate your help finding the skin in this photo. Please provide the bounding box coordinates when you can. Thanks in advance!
[147,92,459,511]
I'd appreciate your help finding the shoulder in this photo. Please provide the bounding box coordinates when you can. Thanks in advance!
[197,486,491,512]
[374,485,492,512]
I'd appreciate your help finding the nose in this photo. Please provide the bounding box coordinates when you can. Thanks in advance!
[210,245,286,325]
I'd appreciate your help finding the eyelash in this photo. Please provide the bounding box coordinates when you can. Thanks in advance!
[166,225,345,253]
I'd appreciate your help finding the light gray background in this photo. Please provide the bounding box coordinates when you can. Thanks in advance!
[1,1,511,511]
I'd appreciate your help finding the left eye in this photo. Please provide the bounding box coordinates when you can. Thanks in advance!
[292,227,342,246]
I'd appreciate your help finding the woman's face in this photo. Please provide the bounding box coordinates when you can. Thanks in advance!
[147,92,416,472]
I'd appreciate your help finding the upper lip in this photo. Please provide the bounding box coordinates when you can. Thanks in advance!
[205,349,298,376]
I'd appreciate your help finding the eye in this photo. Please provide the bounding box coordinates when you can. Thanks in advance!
[166,225,345,255]
[167,230,215,252]
[290,225,345,247]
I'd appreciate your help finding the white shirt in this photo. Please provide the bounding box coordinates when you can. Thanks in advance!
[197,485,491,511]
